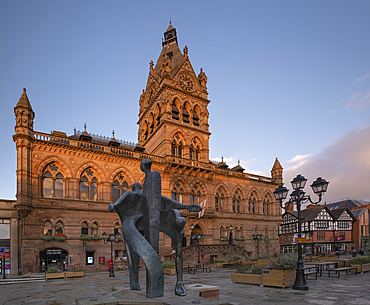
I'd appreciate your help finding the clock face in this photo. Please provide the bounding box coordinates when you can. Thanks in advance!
[179,75,194,91]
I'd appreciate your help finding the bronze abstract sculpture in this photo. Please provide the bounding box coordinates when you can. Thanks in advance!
[109,158,201,298]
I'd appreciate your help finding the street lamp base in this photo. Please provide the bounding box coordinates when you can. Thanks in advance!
[109,273,115,277]
[293,285,309,290]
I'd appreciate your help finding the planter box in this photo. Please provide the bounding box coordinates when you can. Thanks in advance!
[257,259,267,266]
[350,263,370,273]
[231,272,262,285]
[46,271,84,280]
[65,271,84,278]
[163,268,176,275]
[262,269,295,288]
[45,273,65,279]
[213,263,225,268]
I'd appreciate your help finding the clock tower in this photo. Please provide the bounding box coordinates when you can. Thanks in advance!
[137,23,210,162]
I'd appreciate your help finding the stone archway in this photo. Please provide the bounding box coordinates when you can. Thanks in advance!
[39,248,68,273]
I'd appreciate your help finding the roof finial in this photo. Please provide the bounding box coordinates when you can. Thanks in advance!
[170,17,171,24]
[23,88,26,93]
[84,123,87,132]
[112,130,115,138]
[238,159,240,165]
[221,156,224,162]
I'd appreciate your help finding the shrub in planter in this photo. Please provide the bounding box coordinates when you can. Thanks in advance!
[251,265,262,274]
[47,266,58,273]
[53,233,67,241]
[228,256,242,262]
[271,252,297,270]
[248,257,258,261]
[162,261,175,269]
[80,234,102,240]
[349,255,370,265]
[42,233,53,241]
[213,259,226,264]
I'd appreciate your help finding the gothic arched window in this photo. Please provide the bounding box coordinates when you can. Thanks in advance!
[190,184,201,205]
[42,162,64,198]
[114,222,121,235]
[44,221,52,235]
[249,193,256,214]
[80,168,98,201]
[172,101,180,120]
[192,106,200,126]
[215,188,224,212]
[171,182,184,203]
[263,194,270,215]
[149,113,154,134]
[81,221,88,235]
[189,138,200,161]
[171,133,183,158]
[155,104,161,126]
[55,221,64,234]
[91,222,98,236]
[233,190,241,213]
[143,121,148,140]
[182,103,190,123]
[112,173,128,202]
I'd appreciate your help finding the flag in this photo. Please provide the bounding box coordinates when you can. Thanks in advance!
[198,199,206,218]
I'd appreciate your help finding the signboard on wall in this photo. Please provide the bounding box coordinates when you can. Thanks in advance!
[336,236,345,241]
[0,247,10,274]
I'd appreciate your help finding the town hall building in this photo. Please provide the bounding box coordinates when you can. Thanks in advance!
[2,23,283,275]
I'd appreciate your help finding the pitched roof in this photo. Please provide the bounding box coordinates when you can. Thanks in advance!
[16,88,33,111]
[351,208,367,217]
[296,205,335,221]
[272,157,282,170]
[326,199,363,210]
[231,161,244,172]
[153,24,184,77]
[165,21,174,33]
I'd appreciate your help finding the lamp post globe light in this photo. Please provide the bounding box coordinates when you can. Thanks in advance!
[274,175,329,291]
[229,225,234,244]
[102,232,122,277]
[190,224,205,268]
[252,234,263,256]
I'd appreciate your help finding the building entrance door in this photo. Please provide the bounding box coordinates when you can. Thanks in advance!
[39,248,68,272]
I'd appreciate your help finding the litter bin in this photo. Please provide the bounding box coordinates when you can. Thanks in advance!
[352,249,357,257]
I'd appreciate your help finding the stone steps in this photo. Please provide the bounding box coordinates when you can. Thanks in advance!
[0,274,46,285]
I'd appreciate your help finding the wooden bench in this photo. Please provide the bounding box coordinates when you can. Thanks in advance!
[189,266,211,274]
[183,265,195,274]
[328,267,357,278]
[304,266,318,280]
[223,262,237,268]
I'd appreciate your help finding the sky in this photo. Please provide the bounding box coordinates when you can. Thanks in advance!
[1,1,370,203]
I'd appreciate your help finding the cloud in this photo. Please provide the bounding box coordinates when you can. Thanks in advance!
[345,72,370,111]
[283,125,370,202]
[345,89,370,111]
[285,154,312,171]
[347,72,370,88]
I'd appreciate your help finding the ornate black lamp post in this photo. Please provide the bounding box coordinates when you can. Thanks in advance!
[102,232,122,277]
[252,234,263,255]
[229,225,234,244]
[190,224,205,267]
[274,174,329,291]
